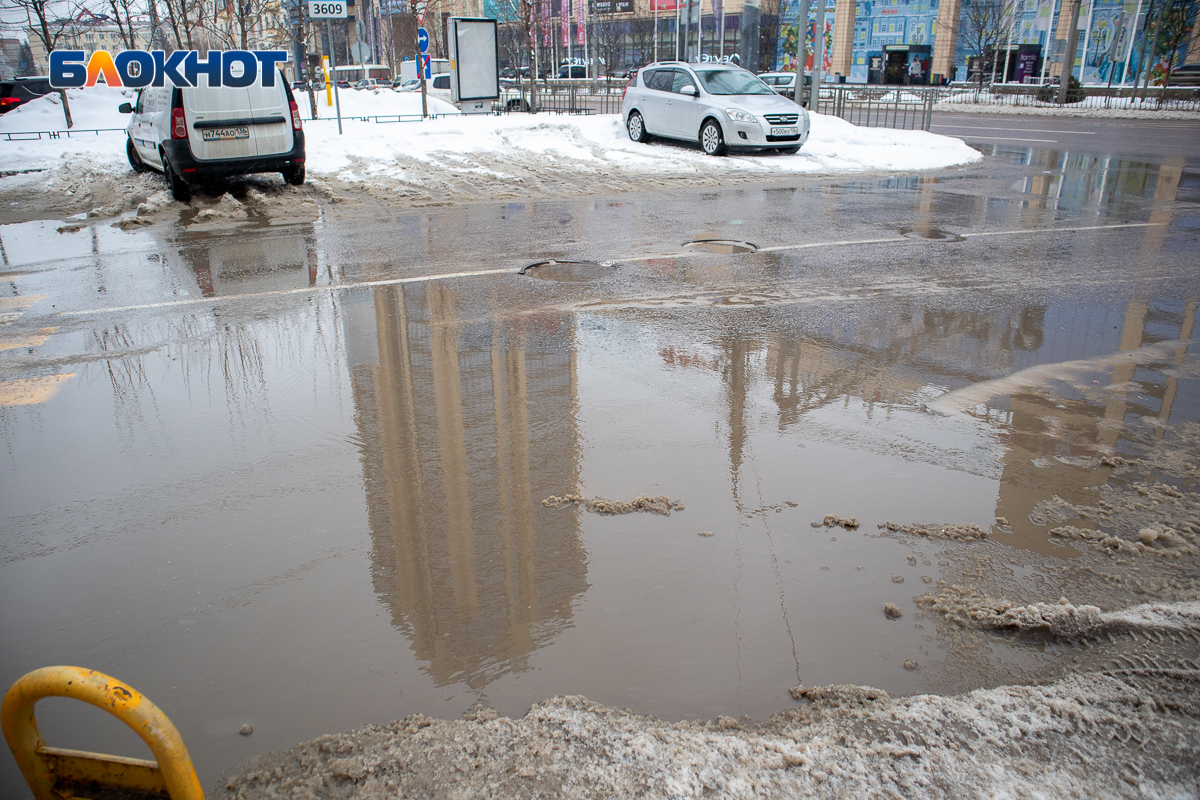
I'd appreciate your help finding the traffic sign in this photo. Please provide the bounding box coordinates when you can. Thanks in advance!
[308,1,347,18]
[417,28,429,54]
[423,55,431,80]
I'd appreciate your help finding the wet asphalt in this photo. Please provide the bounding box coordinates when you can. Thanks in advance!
[1,114,1198,791]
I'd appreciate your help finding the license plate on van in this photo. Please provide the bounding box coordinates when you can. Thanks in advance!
[770,126,799,137]
[201,127,250,141]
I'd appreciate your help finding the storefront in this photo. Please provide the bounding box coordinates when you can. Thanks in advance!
[871,43,931,85]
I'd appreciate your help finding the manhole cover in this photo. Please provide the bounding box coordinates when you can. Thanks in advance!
[900,227,964,242]
[519,260,613,282]
[682,239,759,254]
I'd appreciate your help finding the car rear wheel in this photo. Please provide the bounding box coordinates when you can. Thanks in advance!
[160,151,190,202]
[700,119,727,156]
[627,111,649,143]
[283,165,306,186]
[127,138,146,173]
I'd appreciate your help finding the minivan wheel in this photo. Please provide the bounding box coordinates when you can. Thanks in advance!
[127,138,146,173]
[627,111,649,143]
[700,119,727,156]
[160,151,191,202]
[283,165,306,186]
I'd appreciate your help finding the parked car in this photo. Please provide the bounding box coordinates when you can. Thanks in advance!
[557,65,588,79]
[426,73,452,103]
[336,80,351,88]
[757,71,812,98]
[393,78,420,92]
[621,62,809,156]
[120,72,305,201]
[353,78,384,90]
[1167,64,1200,87]
[0,76,55,114]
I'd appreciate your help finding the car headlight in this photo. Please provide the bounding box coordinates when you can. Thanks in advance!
[725,108,757,123]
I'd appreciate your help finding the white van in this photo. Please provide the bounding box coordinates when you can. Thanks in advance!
[121,74,306,201]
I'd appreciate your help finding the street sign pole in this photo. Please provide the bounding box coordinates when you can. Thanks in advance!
[311,1,349,133]
[327,19,343,134]
[418,24,429,119]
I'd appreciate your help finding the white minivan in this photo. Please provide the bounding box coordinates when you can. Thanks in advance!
[121,73,306,201]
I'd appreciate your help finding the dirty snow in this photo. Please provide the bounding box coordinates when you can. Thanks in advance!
[1,85,982,222]
[210,664,1200,799]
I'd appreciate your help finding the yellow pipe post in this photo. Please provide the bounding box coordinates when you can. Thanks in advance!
[2,666,203,800]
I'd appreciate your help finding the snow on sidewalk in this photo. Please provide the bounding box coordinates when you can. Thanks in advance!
[1,85,982,214]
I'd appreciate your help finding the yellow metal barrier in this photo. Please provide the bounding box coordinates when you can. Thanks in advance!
[2,666,203,800]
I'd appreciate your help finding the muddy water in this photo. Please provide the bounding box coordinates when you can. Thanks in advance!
[1,139,1198,791]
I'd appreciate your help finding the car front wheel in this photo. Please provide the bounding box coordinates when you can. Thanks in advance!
[700,119,727,156]
[627,111,649,143]
[127,138,146,173]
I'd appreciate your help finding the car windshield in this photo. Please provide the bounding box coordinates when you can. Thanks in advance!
[697,70,774,95]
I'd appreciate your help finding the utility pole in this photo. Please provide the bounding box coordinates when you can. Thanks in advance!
[1056,0,1083,104]
[326,19,344,133]
[794,0,811,106]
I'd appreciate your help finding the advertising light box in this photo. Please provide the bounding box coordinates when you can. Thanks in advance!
[449,18,499,105]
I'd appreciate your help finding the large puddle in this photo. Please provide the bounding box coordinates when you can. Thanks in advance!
[1,137,1198,791]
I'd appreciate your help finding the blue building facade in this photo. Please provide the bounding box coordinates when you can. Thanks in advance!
[773,0,1182,84]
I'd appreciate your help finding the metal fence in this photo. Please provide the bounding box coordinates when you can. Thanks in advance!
[930,83,1200,112]
[799,87,936,131]
[490,79,627,116]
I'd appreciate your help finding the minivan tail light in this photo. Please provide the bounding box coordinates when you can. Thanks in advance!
[171,106,187,139]
[289,100,302,131]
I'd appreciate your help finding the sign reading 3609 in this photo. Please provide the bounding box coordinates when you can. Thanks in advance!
[309,1,347,17]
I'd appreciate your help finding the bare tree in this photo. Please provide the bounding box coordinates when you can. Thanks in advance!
[7,0,78,126]
[1155,0,1199,100]
[958,0,1017,88]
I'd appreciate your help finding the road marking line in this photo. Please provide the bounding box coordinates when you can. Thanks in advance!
[56,268,516,317]
[932,124,1096,134]
[955,135,1059,142]
[52,223,1169,319]
[959,222,1162,238]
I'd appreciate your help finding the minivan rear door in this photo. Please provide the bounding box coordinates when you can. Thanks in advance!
[184,84,257,161]
[244,79,293,157]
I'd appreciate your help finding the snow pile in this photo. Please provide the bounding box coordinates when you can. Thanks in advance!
[211,654,1200,799]
[934,91,1200,120]
[0,85,982,200]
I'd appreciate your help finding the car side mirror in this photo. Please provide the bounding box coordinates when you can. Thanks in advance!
[118,102,133,113]
[682,85,698,97]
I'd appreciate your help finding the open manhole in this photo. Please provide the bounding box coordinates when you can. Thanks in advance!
[900,227,964,242]
[519,260,614,282]
[682,239,759,254]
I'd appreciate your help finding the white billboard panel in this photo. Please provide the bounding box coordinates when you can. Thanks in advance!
[449,18,499,105]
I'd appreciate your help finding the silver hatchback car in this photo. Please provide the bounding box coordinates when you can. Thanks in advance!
[621,62,810,156]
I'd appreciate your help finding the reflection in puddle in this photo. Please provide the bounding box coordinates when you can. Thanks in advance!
[344,285,586,686]
[682,239,759,254]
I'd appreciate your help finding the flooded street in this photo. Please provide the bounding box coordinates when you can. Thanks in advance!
[2,122,1199,793]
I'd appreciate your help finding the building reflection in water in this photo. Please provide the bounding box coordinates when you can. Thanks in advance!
[342,283,586,689]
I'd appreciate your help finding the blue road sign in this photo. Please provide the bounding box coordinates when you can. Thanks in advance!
[418,28,429,54]
[423,55,431,79]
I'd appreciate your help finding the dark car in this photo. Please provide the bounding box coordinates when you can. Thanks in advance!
[1167,64,1200,87]
[0,76,55,114]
